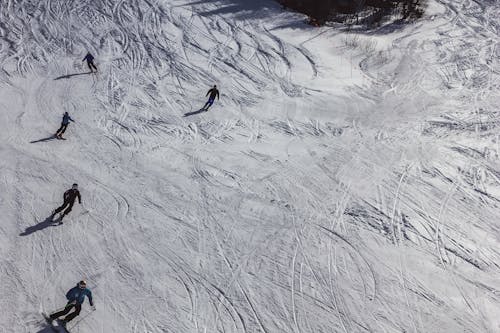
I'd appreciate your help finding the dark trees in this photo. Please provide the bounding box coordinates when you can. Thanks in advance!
[278,0,426,25]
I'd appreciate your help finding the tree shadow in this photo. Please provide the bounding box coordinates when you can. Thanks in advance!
[184,0,282,21]
[184,109,207,117]
[54,72,92,80]
[184,0,421,33]
[20,215,61,236]
[30,135,57,143]
[342,20,409,35]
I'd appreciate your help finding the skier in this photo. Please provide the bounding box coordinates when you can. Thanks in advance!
[51,184,81,222]
[55,112,75,139]
[202,85,219,111]
[49,280,94,326]
[83,52,98,73]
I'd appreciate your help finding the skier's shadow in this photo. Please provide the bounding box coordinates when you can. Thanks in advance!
[35,327,56,333]
[183,109,207,117]
[54,72,92,80]
[30,135,57,144]
[20,215,60,236]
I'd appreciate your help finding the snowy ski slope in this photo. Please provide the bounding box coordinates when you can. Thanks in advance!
[1,0,500,332]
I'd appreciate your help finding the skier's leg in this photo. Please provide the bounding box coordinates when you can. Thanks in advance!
[60,124,68,134]
[91,62,98,72]
[63,304,81,322]
[55,124,64,135]
[87,61,93,72]
[56,125,67,138]
[62,205,73,216]
[60,203,74,220]
[50,304,74,320]
[54,202,69,215]
[205,98,214,110]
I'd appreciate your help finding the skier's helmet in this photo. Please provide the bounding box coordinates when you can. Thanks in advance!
[72,183,78,190]
[78,280,87,289]
[64,112,68,115]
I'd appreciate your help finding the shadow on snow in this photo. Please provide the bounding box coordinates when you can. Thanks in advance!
[19,215,61,236]
[30,135,57,143]
[183,109,207,117]
[54,72,93,80]
[183,0,286,21]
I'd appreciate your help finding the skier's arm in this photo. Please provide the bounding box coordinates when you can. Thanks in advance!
[69,116,75,123]
[77,191,82,204]
[65,288,74,301]
[216,91,220,100]
[87,290,94,306]
[63,190,70,201]
[206,89,211,97]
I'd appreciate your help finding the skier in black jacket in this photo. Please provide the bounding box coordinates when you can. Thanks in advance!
[51,184,82,222]
[202,85,219,110]
[55,112,74,139]
[83,52,98,73]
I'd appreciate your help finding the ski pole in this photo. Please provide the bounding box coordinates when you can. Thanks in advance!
[50,304,68,314]
[49,301,75,315]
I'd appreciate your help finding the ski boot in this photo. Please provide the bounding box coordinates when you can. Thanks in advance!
[42,312,55,325]
[59,319,68,329]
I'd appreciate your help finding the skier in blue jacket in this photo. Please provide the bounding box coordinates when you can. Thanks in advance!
[55,112,75,139]
[49,280,94,325]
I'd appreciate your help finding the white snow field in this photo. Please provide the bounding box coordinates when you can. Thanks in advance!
[1,0,500,332]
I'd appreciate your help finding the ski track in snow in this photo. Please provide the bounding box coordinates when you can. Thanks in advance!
[1,0,500,332]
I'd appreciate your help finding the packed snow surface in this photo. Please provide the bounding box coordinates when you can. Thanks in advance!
[1,0,500,332]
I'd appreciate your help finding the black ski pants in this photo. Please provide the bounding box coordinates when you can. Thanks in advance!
[54,200,74,216]
[56,123,68,135]
[87,61,97,72]
[50,303,81,322]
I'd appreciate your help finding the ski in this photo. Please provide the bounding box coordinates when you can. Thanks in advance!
[42,313,71,333]
[56,319,71,333]
[41,313,59,333]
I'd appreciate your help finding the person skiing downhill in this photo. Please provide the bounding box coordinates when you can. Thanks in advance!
[83,52,98,73]
[49,280,94,326]
[51,184,81,223]
[55,112,75,139]
[202,85,219,110]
